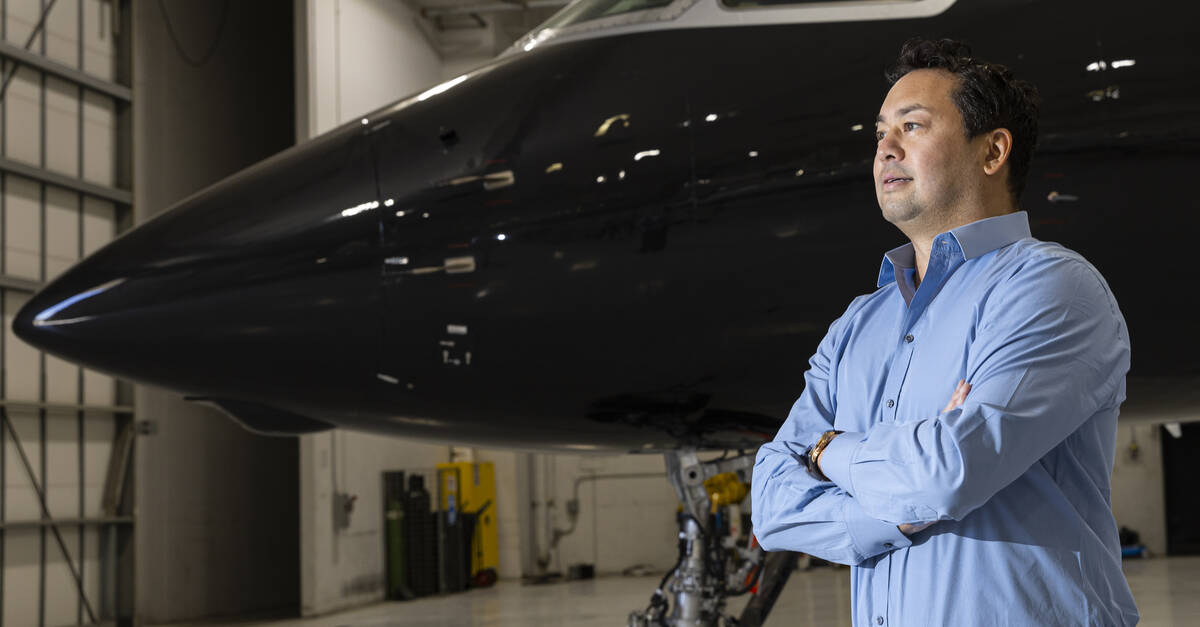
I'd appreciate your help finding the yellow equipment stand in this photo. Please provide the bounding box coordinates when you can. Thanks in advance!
[436,461,499,584]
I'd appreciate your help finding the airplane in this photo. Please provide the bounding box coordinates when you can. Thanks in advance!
[11,0,1199,624]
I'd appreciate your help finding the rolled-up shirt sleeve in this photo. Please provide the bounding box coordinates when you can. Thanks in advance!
[753,300,912,564]
[817,257,1129,524]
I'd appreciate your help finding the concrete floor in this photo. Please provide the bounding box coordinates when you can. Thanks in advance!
[163,556,1200,626]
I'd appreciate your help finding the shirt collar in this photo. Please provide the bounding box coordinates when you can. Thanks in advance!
[877,211,1032,287]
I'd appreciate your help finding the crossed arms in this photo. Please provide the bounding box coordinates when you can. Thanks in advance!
[750,257,1128,565]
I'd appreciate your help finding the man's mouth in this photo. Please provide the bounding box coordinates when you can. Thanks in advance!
[882,176,913,189]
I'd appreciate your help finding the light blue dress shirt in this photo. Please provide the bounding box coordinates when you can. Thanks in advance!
[752,212,1139,626]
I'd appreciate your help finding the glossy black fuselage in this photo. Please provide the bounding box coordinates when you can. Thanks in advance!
[16,0,1200,451]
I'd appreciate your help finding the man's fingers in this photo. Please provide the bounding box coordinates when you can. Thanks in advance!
[954,382,972,406]
[942,380,972,413]
[898,521,936,536]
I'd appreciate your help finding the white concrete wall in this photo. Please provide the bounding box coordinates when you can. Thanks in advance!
[529,453,679,576]
[299,431,448,615]
[456,450,681,581]
[1111,422,1167,556]
[296,0,442,142]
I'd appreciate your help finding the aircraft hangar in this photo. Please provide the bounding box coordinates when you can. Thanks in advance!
[0,0,1197,626]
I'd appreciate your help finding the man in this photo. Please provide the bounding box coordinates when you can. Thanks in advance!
[751,38,1139,626]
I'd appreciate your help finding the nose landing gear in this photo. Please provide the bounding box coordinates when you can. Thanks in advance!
[627,450,797,627]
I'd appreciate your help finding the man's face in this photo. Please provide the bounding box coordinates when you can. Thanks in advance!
[873,69,978,228]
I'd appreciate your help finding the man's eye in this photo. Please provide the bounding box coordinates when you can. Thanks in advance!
[875,130,886,141]
[904,122,920,131]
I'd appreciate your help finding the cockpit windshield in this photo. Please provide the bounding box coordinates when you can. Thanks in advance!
[539,0,676,30]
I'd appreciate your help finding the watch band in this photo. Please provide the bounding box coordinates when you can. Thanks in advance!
[804,429,843,482]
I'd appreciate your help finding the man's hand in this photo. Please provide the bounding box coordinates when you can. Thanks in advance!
[897,380,972,537]
[942,378,971,414]
[898,521,934,535]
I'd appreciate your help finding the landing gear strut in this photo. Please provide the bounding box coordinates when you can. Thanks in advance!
[626,449,796,627]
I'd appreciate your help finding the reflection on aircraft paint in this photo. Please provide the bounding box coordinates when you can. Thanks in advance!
[11,0,1200,450]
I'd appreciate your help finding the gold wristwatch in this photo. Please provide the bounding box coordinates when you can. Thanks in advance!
[804,429,843,482]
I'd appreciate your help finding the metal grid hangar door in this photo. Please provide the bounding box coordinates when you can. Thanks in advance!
[0,0,134,625]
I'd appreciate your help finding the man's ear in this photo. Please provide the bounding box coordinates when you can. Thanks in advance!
[983,128,1013,176]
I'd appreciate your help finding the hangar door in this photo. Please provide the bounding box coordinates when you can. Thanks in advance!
[0,0,133,624]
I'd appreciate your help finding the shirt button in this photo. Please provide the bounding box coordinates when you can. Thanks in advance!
[883,542,893,548]
[877,617,885,625]
[904,334,914,343]
[886,399,895,408]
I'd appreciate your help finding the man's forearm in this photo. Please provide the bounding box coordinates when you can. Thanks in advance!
[753,441,913,563]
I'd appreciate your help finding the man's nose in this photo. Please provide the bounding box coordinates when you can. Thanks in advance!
[877,135,901,162]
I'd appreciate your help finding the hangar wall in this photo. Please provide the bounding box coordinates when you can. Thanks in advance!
[0,0,129,624]
[1111,422,1166,555]
[295,0,441,144]
[132,1,298,623]
[514,452,681,576]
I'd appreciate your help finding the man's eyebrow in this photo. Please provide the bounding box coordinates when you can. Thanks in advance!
[876,104,930,124]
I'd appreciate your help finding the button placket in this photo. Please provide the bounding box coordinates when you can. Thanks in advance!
[871,553,890,627]
[881,326,917,421]
[881,347,914,421]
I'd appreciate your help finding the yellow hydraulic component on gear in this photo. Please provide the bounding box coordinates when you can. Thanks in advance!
[704,472,749,513]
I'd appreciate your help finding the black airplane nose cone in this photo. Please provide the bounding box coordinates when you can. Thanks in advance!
[17,278,124,330]
[12,123,383,399]
[12,262,129,372]
[11,289,42,347]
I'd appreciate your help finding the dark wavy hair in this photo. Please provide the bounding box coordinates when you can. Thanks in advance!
[886,38,1041,203]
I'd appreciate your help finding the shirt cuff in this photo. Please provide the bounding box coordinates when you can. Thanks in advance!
[819,431,862,493]
[842,497,912,559]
